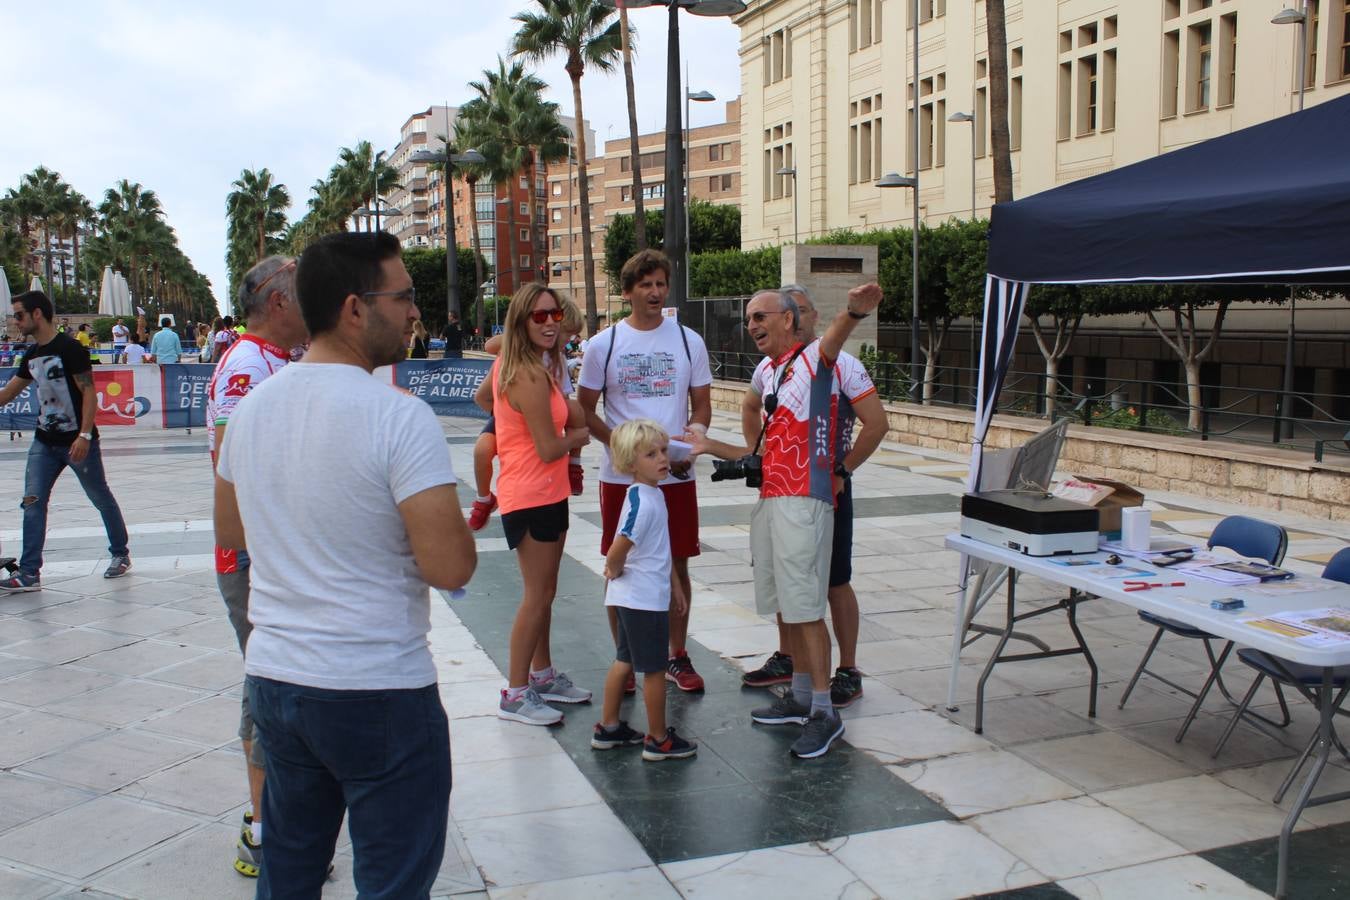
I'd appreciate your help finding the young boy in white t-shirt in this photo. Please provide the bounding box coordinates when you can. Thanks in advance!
[592,419,697,761]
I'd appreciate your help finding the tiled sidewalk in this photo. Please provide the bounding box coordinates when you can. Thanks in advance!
[0,412,1344,898]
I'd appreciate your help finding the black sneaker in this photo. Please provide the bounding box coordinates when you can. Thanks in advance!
[741,651,793,687]
[591,720,645,750]
[790,710,845,759]
[830,667,864,708]
[103,555,132,578]
[642,726,698,761]
[750,694,810,726]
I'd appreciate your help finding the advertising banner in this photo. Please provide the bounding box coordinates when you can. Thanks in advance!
[160,364,214,429]
[382,358,492,420]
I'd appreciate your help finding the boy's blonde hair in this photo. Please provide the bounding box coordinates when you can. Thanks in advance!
[560,296,584,337]
[609,418,669,475]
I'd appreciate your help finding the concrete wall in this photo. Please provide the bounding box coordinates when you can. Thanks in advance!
[708,380,1350,521]
[780,243,878,355]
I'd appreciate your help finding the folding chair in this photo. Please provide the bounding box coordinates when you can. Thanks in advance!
[1118,515,1291,742]
[1211,548,1350,793]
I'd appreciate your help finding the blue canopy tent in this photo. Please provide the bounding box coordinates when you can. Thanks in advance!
[950,95,1350,709]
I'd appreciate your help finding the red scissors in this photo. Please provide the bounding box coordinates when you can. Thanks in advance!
[1123,580,1186,592]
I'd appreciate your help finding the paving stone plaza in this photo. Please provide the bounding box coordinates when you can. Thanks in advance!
[0,409,1345,899]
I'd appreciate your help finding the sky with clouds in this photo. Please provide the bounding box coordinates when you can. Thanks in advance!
[1,1,742,314]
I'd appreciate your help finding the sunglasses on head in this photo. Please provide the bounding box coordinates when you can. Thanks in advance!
[529,308,564,324]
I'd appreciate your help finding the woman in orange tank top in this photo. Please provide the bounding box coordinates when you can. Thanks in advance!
[474,284,591,725]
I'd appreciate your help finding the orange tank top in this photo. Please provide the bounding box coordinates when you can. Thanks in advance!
[491,358,570,515]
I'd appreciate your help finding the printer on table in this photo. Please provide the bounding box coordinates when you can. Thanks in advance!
[961,490,1099,556]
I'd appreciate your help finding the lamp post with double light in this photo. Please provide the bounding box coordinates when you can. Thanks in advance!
[877,172,920,402]
[411,147,486,319]
[947,111,976,220]
[1272,4,1308,440]
[685,86,715,297]
[775,166,798,244]
[598,0,746,324]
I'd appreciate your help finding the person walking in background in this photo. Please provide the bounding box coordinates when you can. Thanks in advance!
[74,323,92,349]
[409,320,429,359]
[0,290,131,593]
[214,232,474,897]
[111,317,129,363]
[441,311,462,358]
[474,283,590,726]
[149,317,182,364]
[206,255,308,880]
[592,419,697,762]
[133,313,149,347]
[196,322,211,362]
[215,316,239,355]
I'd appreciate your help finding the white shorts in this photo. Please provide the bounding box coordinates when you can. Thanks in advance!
[750,496,833,624]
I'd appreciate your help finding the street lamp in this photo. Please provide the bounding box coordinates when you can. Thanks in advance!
[1272,4,1307,441]
[775,166,798,244]
[685,85,715,298]
[354,197,402,233]
[947,111,976,220]
[878,171,920,402]
[411,147,487,319]
[598,0,746,325]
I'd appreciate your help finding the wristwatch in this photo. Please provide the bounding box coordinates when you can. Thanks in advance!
[833,462,851,479]
[847,309,869,320]
[78,432,93,441]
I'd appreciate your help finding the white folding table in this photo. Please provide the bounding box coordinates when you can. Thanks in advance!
[945,534,1350,899]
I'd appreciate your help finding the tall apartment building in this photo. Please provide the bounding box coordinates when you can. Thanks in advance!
[736,0,1350,245]
[545,98,741,314]
[384,105,594,301]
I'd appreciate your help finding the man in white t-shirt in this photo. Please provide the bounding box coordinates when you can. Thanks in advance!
[110,318,129,363]
[214,231,475,897]
[578,249,713,693]
[739,285,888,710]
[205,255,308,879]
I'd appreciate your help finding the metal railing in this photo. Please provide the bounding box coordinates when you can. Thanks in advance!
[707,350,1350,459]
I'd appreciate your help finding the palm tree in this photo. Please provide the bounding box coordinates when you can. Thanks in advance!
[986,0,1014,204]
[228,168,290,262]
[99,180,165,309]
[20,167,70,291]
[1,184,40,277]
[334,141,400,231]
[512,0,623,335]
[453,106,514,335]
[616,4,647,251]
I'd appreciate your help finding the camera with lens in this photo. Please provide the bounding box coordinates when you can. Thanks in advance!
[710,454,762,488]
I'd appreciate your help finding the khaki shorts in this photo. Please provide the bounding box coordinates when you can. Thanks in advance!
[750,496,833,624]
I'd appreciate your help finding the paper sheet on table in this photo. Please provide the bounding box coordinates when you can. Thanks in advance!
[1098,537,1199,559]
[1185,565,1260,585]
[1239,607,1350,646]
[667,438,693,462]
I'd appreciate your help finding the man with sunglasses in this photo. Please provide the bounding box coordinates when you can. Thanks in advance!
[687,281,882,758]
[214,232,475,896]
[578,249,713,693]
[205,254,309,879]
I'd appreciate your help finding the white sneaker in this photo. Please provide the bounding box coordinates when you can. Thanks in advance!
[498,687,563,726]
[532,671,591,705]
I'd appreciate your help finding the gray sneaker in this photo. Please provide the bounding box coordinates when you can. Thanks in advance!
[498,687,563,726]
[103,555,132,578]
[750,694,810,725]
[790,710,845,759]
[532,671,591,704]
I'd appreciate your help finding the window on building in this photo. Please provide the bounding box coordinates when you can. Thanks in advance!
[519,228,529,242]
[551,208,562,222]
[907,78,943,171]
[552,183,562,196]
[1011,46,1024,151]
[1304,1,1321,88]
[1218,13,1237,106]
[620,185,631,202]
[1339,0,1350,80]
[850,0,882,50]
[709,143,723,162]
[848,93,883,184]
[519,202,529,216]
[1187,20,1213,112]
[475,199,494,218]
[640,183,664,200]
[477,224,495,248]
[764,28,790,83]
[763,121,794,198]
[551,235,562,250]
[520,255,531,269]
[1060,16,1118,137]
[912,0,944,27]
[1162,30,1181,117]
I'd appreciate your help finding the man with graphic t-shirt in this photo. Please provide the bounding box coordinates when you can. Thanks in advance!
[0,291,131,593]
[688,282,883,759]
[578,249,713,692]
[205,255,309,880]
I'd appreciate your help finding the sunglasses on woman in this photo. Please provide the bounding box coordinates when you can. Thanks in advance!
[529,308,565,324]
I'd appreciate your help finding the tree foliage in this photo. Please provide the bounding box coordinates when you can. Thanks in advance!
[402,247,489,331]
[604,200,741,287]
[689,246,780,298]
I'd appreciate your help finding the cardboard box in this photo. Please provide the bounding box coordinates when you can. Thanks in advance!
[1074,476,1144,534]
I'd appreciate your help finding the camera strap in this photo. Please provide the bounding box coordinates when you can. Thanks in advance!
[751,342,807,457]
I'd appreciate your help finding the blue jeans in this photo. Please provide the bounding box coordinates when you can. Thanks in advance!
[247,676,451,900]
[20,438,129,577]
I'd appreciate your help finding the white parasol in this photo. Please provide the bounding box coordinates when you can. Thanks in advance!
[0,266,10,308]
[29,275,43,293]
[98,267,116,315]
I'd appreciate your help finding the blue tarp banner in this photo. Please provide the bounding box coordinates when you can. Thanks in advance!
[0,369,38,431]
[160,364,215,429]
[391,358,491,420]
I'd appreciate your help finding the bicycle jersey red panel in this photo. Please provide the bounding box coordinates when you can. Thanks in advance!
[750,341,838,504]
[207,334,290,574]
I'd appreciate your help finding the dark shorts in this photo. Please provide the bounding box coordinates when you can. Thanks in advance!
[613,606,670,674]
[480,415,495,436]
[599,479,700,557]
[829,479,854,588]
[501,498,569,550]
